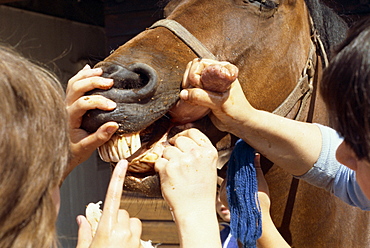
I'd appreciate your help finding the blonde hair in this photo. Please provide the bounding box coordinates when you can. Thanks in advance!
[0,44,69,248]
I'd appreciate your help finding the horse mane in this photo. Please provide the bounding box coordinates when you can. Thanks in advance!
[304,0,348,58]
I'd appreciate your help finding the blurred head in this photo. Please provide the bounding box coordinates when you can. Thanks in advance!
[0,44,69,248]
[216,177,230,222]
[320,17,370,198]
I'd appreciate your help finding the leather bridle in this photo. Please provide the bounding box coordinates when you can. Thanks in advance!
[150,17,328,122]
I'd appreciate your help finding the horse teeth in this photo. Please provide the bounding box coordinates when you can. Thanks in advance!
[140,152,159,163]
[108,139,120,162]
[131,132,141,155]
[118,135,131,158]
[98,145,110,162]
[98,132,142,163]
[125,135,131,147]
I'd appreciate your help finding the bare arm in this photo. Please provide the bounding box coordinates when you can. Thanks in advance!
[179,59,322,176]
[254,154,290,247]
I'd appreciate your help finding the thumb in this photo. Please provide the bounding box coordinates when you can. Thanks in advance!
[76,215,93,248]
[180,88,227,110]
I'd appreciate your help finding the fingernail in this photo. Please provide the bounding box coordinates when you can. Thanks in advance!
[102,78,114,86]
[106,126,117,134]
[117,159,128,169]
[180,90,189,100]
[83,64,91,70]
[107,100,116,109]
[76,216,82,226]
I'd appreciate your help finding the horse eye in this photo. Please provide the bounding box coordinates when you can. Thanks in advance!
[241,0,279,10]
[259,0,279,9]
[262,0,279,9]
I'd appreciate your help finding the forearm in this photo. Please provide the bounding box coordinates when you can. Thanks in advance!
[229,107,322,176]
[173,205,222,248]
[257,192,290,248]
[257,214,290,248]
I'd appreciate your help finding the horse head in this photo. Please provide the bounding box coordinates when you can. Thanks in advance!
[81,0,329,195]
[80,2,370,247]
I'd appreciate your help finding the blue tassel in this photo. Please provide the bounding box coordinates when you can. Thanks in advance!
[226,139,262,248]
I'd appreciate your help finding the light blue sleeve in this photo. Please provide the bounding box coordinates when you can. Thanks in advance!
[294,124,370,211]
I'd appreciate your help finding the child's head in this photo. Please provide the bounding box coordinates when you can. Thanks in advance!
[0,44,69,247]
[216,177,231,222]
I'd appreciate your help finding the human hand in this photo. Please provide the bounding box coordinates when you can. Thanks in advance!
[76,160,143,248]
[154,128,222,248]
[65,65,119,178]
[170,58,238,124]
[176,59,254,136]
[154,128,218,213]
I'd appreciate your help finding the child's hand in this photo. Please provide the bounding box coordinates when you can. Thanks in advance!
[76,160,143,248]
[154,128,222,248]
[65,65,119,177]
[155,128,218,213]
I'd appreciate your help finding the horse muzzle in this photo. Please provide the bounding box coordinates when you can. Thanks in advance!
[81,62,173,134]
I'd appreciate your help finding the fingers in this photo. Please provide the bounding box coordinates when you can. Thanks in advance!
[66,66,114,106]
[254,153,270,195]
[254,153,262,169]
[169,128,212,147]
[129,217,143,239]
[76,215,93,248]
[71,122,119,148]
[100,160,128,226]
[179,87,226,110]
[154,157,167,173]
[182,58,238,92]
[66,65,117,131]
[67,95,117,129]
[81,122,119,146]
[182,59,203,89]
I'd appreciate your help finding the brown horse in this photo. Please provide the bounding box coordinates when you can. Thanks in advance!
[81,0,370,247]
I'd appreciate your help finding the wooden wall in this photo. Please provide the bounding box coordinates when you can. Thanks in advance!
[120,193,179,247]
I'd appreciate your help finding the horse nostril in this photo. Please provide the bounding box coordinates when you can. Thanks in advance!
[102,64,149,90]
[129,64,151,89]
[97,62,159,103]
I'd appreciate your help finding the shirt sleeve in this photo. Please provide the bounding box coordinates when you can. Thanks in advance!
[294,123,370,211]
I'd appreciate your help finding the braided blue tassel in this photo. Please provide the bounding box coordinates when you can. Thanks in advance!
[226,139,262,248]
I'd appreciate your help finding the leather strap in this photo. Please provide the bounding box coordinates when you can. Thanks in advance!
[150,19,217,60]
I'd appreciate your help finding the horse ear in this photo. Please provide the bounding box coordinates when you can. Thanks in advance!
[336,141,358,171]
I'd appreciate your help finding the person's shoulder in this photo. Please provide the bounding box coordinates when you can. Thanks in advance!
[313,124,341,139]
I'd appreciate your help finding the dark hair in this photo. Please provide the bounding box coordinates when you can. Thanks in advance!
[304,0,348,57]
[321,17,370,160]
[0,44,69,248]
